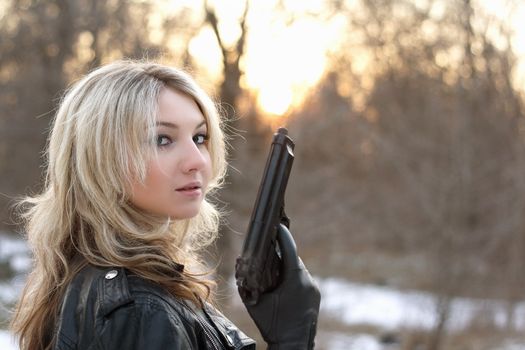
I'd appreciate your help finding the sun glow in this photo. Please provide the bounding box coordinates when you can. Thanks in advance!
[256,85,293,116]
[159,0,525,116]
[242,2,346,116]
[171,0,346,117]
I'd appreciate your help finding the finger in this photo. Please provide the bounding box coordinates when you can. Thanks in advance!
[276,223,300,272]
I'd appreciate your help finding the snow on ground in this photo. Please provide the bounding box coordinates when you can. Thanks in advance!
[320,277,435,329]
[318,277,525,331]
[505,342,525,350]
[316,332,383,350]
[2,232,525,349]
[0,232,31,274]
[0,330,17,350]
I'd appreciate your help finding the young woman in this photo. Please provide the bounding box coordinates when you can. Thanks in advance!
[10,60,320,350]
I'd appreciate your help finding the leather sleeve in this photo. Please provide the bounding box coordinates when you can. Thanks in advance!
[97,300,196,350]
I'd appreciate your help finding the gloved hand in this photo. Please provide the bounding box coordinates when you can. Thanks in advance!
[240,224,321,349]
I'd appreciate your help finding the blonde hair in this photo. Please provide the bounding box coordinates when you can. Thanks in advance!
[10,60,227,350]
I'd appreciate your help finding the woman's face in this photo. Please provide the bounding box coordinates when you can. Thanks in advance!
[129,87,212,219]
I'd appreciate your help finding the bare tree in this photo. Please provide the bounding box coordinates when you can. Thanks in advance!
[279,0,525,347]
[199,0,254,300]
[344,0,525,348]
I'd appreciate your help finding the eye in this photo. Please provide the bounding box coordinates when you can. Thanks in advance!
[156,135,172,147]
[193,133,209,146]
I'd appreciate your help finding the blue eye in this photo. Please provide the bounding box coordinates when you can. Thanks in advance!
[156,135,172,147]
[193,133,209,145]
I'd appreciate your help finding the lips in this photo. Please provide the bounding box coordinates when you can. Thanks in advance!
[175,182,203,198]
[176,182,202,192]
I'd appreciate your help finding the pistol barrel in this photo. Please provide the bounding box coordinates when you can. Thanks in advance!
[236,128,295,304]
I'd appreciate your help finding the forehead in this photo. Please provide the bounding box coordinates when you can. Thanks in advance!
[157,87,206,127]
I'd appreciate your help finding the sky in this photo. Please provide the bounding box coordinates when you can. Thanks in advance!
[156,0,348,115]
[153,0,525,117]
[479,1,525,89]
[2,0,523,116]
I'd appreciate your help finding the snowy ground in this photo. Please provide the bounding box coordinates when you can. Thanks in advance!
[317,278,525,349]
[319,277,525,331]
[0,331,16,350]
[2,232,525,350]
[0,232,29,350]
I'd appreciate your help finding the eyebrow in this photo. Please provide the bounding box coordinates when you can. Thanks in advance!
[156,120,207,129]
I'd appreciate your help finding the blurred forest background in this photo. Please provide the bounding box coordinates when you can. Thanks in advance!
[2,0,525,349]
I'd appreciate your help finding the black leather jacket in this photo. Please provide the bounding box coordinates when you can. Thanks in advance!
[53,264,256,349]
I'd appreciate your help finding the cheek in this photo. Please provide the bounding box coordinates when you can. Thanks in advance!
[135,158,169,193]
[146,160,173,188]
[203,151,213,179]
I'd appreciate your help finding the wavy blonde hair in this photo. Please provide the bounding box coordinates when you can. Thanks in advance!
[10,60,227,350]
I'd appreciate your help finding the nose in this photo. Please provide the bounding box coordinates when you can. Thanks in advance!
[180,140,207,173]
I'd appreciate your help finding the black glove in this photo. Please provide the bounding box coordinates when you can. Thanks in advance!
[241,224,321,349]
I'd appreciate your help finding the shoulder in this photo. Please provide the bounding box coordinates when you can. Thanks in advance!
[57,264,256,350]
[84,264,200,329]
[56,264,198,349]
[65,264,188,318]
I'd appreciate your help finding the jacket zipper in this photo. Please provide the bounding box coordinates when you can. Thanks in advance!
[174,299,224,350]
[198,317,223,350]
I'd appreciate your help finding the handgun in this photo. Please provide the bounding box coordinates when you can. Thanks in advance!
[235,127,295,306]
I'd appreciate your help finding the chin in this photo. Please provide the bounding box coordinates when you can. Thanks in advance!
[169,208,201,220]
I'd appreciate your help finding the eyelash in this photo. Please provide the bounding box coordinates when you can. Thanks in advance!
[156,133,209,147]
[156,135,172,147]
[194,133,210,145]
